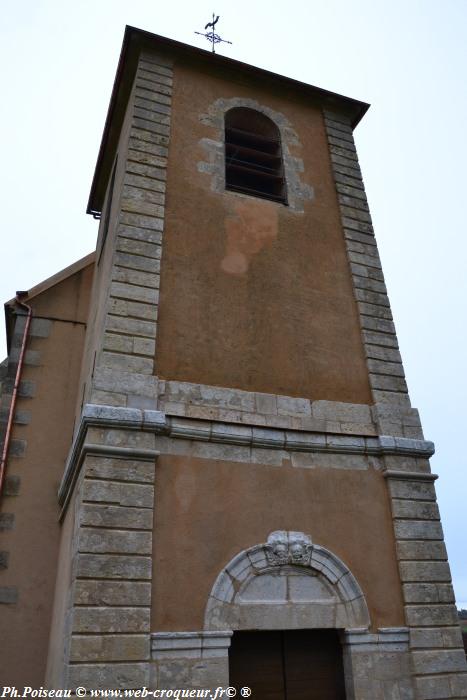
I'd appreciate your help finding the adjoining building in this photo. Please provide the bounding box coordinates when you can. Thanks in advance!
[1,25,466,699]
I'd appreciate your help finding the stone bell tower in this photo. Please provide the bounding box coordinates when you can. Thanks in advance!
[44,25,466,699]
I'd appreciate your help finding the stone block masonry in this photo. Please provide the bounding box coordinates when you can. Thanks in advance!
[323,111,409,410]
[63,431,157,689]
[341,628,414,700]
[385,471,467,699]
[157,379,426,439]
[324,109,467,698]
[151,632,232,689]
[323,110,426,442]
[89,50,173,411]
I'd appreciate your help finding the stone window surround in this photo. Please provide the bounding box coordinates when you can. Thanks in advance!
[197,96,313,213]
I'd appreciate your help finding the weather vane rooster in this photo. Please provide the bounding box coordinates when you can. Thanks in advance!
[195,13,232,53]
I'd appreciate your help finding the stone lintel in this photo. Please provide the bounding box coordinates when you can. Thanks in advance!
[151,631,232,659]
[342,626,410,652]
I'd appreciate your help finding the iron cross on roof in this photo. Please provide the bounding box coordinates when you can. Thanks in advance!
[195,13,232,53]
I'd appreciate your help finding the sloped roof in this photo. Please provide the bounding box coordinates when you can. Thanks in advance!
[3,252,95,351]
[4,253,95,307]
[87,25,370,216]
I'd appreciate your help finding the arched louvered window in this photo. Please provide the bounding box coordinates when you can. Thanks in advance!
[225,108,287,204]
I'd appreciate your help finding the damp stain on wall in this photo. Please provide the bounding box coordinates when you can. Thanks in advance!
[221,199,279,275]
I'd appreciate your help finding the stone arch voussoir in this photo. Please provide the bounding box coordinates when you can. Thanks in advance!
[204,531,370,632]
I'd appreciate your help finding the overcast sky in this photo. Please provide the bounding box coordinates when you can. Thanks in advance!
[1,0,466,607]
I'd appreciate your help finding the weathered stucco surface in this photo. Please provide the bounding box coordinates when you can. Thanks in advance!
[152,453,404,631]
[0,262,93,686]
[155,58,372,404]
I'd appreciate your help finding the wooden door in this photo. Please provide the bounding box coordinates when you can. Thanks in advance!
[229,629,346,700]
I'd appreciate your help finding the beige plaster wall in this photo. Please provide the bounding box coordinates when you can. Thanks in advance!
[0,264,92,685]
[155,58,371,404]
[152,454,405,632]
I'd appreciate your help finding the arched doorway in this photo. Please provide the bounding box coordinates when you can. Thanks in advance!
[204,531,370,698]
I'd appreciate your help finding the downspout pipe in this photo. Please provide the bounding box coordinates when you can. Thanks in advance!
[0,293,32,499]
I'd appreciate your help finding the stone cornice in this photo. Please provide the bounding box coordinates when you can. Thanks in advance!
[82,404,435,454]
[383,470,438,482]
[168,417,434,457]
[59,404,435,513]
[58,404,164,513]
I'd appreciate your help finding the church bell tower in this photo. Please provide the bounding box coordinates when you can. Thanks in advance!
[44,26,467,699]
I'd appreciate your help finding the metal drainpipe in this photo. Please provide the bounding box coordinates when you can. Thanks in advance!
[0,293,32,499]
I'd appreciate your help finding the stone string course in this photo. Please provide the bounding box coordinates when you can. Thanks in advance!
[323,110,467,699]
[59,405,435,510]
[89,51,173,411]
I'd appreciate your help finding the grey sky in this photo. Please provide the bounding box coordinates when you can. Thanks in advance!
[1,0,466,606]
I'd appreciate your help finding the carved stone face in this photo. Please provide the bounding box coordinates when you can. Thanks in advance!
[290,542,306,563]
[273,542,288,564]
[265,530,313,567]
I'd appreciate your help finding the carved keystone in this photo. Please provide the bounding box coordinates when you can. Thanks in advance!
[265,530,313,567]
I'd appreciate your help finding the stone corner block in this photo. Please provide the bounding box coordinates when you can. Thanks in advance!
[67,662,149,690]
[143,410,167,430]
[83,404,143,425]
